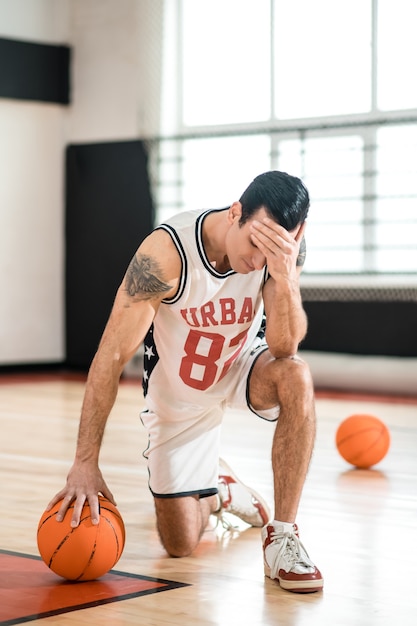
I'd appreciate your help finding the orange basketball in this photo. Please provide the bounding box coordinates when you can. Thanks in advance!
[336,413,390,469]
[37,495,125,581]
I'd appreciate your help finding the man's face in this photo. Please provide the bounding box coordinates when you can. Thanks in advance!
[225,206,268,273]
[225,205,300,274]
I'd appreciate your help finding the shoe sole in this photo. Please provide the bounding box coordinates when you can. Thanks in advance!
[219,457,270,527]
[264,563,324,593]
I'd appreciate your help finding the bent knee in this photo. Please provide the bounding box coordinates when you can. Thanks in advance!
[279,354,312,383]
[277,356,314,396]
[250,352,314,410]
[275,356,315,407]
[163,539,197,558]
[154,497,203,558]
[262,353,313,389]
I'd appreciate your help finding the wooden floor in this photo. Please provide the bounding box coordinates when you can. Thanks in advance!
[1,372,417,625]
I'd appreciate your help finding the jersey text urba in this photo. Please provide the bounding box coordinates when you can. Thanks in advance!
[180,297,254,328]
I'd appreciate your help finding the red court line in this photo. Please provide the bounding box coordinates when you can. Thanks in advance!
[0,371,88,385]
[315,388,417,405]
[0,550,189,626]
[1,371,416,402]
[1,371,416,403]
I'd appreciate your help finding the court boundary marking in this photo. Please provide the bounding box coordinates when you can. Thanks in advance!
[0,549,190,626]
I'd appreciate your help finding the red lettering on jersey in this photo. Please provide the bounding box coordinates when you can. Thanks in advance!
[181,297,254,328]
[237,297,253,324]
[219,298,236,324]
[180,307,200,327]
[200,301,219,327]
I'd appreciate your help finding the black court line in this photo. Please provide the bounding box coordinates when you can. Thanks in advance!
[0,549,190,626]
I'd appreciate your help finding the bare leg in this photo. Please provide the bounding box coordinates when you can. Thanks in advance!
[249,352,316,522]
[154,494,219,557]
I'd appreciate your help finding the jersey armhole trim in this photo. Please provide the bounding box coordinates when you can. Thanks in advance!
[196,209,236,278]
[156,224,187,304]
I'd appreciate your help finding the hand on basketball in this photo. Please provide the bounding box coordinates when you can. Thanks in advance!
[46,461,116,527]
[250,218,306,281]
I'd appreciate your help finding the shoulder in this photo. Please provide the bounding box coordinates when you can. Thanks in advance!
[160,208,206,231]
[141,227,180,256]
[124,229,182,302]
[139,228,183,279]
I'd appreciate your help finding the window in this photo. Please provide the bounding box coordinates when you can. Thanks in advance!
[181,0,271,126]
[278,134,365,273]
[375,125,417,272]
[153,0,417,275]
[181,135,271,210]
[377,0,417,111]
[273,0,372,118]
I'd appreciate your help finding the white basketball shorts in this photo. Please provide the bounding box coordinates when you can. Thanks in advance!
[140,337,279,498]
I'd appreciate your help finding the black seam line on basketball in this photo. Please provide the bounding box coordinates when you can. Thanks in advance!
[98,507,126,549]
[100,514,123,560]
[337,426,385,445]
[39,505,123,531]
[48,532,72,568]
[75,514,123,580]
[49,513,93,568]
[348,438,388,461]
[100,505,123,520]
[75,537,98,581]
[38,511,58,528]
[38,504,76,530]
[106,515,124,561]
[39,508,71,528]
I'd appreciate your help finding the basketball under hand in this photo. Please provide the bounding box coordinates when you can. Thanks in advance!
[37,495,125,581]
[336,413,390,469]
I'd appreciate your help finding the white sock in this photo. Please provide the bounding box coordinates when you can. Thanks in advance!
[272,520,295,532]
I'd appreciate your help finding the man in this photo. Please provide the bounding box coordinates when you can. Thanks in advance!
[48,170,323,593]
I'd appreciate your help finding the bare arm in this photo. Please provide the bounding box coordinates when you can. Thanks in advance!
[47,229,181,525]
[250,218,307,358]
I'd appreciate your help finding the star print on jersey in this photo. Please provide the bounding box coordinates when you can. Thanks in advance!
[142,325,159,396]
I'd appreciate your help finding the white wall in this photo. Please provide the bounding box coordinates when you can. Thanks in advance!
[68,0,162,142]
[0,0,70,43]
[0,0,70,364]
[0,0,162,365]
[0,100,66,363]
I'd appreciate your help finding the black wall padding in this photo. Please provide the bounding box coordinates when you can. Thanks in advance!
[301,301,417,357]
[66,140,155,369]
[0,37,70,104]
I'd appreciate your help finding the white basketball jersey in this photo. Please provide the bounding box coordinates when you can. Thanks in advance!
[143,208,267,419]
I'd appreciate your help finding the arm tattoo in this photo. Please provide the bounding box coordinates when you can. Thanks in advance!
[125,254,172,300]
[296,236,306,267]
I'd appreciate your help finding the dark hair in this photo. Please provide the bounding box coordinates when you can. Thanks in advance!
[238,171,310,230]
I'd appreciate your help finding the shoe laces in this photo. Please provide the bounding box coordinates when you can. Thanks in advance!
[214,512,239,532]
[218,477,260,519]
[267,527,314,578]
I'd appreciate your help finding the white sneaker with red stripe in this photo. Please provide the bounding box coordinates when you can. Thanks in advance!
[217,458,270,528]
[262,521,323,593]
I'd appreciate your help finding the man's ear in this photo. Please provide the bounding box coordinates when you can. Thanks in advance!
[228,201,242,224]
[295,220,307,241]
